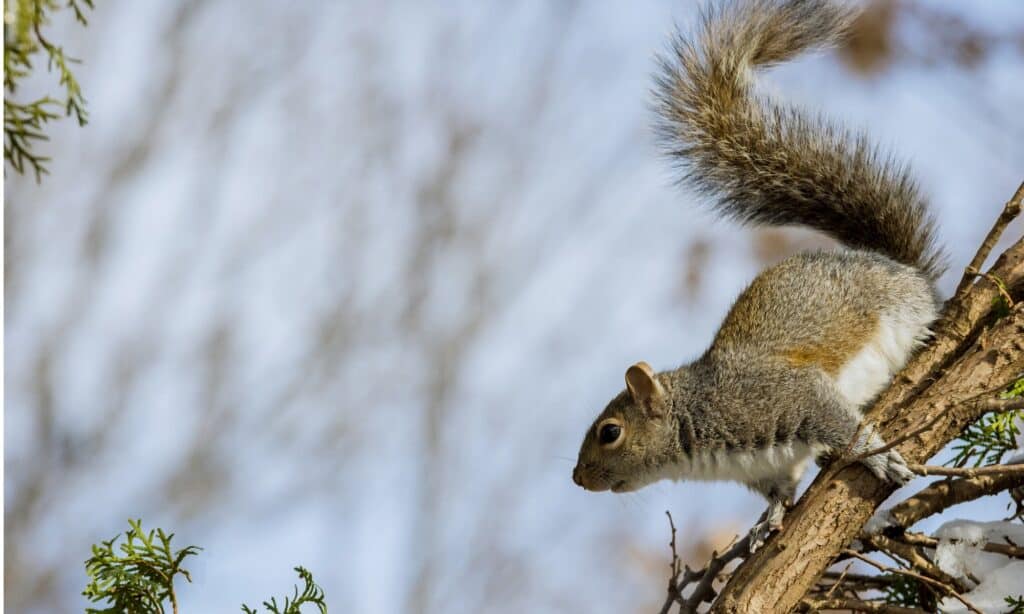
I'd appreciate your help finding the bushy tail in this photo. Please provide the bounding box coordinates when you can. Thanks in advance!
[654,0,945,279]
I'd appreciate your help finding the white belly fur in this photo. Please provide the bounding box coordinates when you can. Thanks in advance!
[834,305,937,409]
[659,442,820,485]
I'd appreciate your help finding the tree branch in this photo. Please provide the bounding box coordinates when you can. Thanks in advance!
[863,534,968,594]
[800,597,926,614]
[953,181,1024,298]
[895,531,1024,560]
[660,510,751,614]
[847,392,1024,465]
[840,550,982,614]
[909,462,1024,479]
[886,471,1024,528]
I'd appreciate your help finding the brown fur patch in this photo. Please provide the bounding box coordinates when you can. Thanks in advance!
[781,312,879,374]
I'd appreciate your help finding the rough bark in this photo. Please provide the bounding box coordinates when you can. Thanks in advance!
[711,233,1024,613]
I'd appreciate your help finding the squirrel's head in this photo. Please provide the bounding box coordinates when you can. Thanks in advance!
[573,361,676,493]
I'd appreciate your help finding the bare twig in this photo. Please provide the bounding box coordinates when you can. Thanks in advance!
[841,550,982,614]
[678,536,750,614]
[864,534,967,593]
[813,571,895,601]
[895,531,1024,560]
[823,562,853,600]
[801,597,925,613]
[963,269,1016,308]
[954,180,1024,298]
[659,514,750,614]
[821,571,896,587]
[848,386,1024,465]
[909,463,1024,479]
[660,511,683,614]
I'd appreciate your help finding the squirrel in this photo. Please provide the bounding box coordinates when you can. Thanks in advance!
[571,0,946,548]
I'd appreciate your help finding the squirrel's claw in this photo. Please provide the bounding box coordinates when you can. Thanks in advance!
[748,499,787,553]
[861,447,916,485]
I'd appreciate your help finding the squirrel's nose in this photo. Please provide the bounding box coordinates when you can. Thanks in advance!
[572,465,584,487]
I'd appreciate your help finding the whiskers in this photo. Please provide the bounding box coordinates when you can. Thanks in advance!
[617,491,648,511]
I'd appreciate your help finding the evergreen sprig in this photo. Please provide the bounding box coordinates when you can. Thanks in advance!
[4,0,93,181]
[1005,595,1024,614]
[947,378,1024,468]
[948,409,1024,468]
[881,573,939,611]
[83,519,201,614]
[241,567,328,614]
[84,520,328,613]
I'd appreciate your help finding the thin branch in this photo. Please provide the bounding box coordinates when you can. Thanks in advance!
[823,561,853,600]
[678,535,750,614]
[801,597,925,613]
[864,534,967,594]
[660,511,682,614]
[895,531,1024,560]
[963,269,1016,308]
[954,180,1024,298]
[659,512,750,614]
[820,571,897,587]
[841,550,982,614]
[909,463,1024,479]
[848,388,1024,465]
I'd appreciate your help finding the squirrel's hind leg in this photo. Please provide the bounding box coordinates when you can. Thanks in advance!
[746,477,798,552]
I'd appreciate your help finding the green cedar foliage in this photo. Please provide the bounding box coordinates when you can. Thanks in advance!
[240,567,328,614]
[84,519,327,613]
[948,378,1024,468]
[83,519,200,614]
[4,0,93,181]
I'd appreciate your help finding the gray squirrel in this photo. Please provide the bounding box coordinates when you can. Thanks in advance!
[571,0,945,548]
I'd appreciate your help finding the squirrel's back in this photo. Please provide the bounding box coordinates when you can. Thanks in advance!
[712,250,938,407]
[654,0,946,280]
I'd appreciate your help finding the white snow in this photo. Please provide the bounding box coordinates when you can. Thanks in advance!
[863,508,896,536]
[939,561,1024,614]
[935,520,1024,613]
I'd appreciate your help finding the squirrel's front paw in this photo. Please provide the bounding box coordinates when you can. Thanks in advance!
[863,448,915,485]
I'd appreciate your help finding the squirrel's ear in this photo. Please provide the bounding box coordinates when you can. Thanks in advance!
[625,361,664,402]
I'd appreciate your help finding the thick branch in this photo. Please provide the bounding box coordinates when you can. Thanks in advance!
[886,472,1024,527]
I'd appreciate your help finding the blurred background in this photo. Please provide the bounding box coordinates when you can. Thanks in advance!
[5,0,1024,612]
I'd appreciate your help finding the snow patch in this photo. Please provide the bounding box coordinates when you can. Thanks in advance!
[933,520,1024,612]
[863,508,895,536]
[939,561,1024,614]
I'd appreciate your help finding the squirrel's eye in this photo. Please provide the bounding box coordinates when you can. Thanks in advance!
[599,423,622,445]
